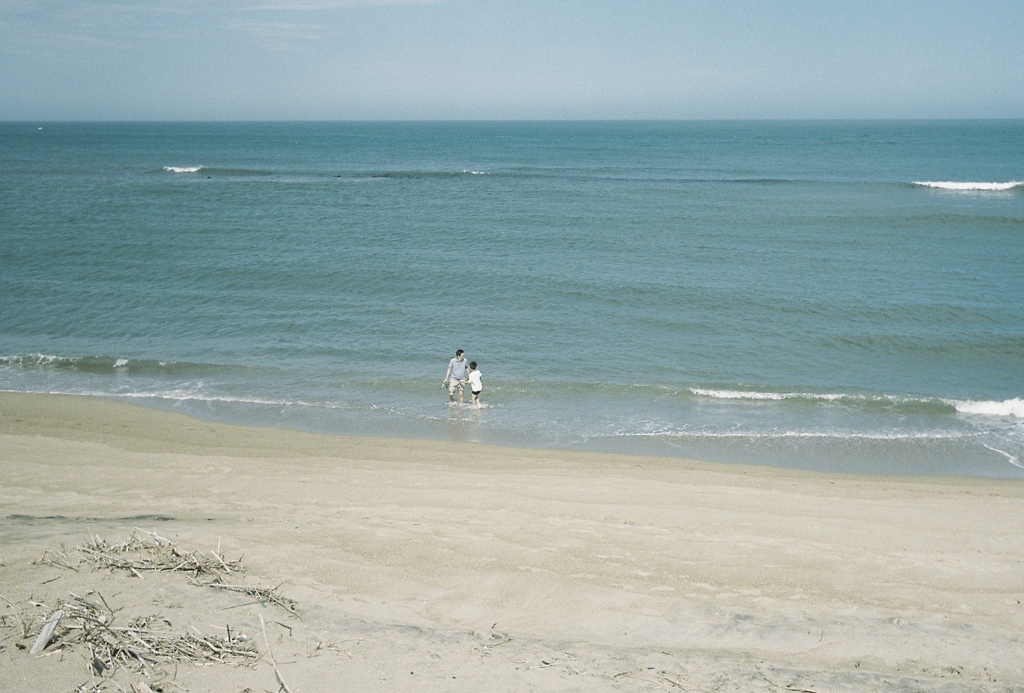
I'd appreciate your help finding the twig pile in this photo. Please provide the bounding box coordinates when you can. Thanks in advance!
[77,530,243,578]
[47,594,259,674]
[6,532,302,687]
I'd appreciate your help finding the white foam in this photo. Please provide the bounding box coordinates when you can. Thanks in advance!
[914,181,1023,191]
[692,388,1024,420]
[652,429,963,441]
[689,388,850,403]
[164,166,203,174]
[955,398,1024,419]
[982,444,1024,469]
[113,358,129,368]
[691,388,786,400]
[114,390,339,408]
[0,353,71,367]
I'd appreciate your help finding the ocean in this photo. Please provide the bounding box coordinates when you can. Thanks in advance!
[1,121,1022,477]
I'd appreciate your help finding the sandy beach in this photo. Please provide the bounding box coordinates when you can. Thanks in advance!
[1,391,1022,692]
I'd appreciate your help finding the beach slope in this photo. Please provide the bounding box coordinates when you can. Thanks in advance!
[2,392,1022,692]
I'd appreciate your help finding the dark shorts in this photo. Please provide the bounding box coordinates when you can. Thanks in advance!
[472,389,482,396]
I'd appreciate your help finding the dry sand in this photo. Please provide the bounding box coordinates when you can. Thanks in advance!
[1,391,1023,692]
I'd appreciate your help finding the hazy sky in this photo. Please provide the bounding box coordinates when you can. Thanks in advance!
[2,0,1022,120]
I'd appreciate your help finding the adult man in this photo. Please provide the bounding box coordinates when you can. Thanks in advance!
[443,349,469,405]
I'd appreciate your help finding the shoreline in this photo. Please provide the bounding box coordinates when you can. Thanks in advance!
[6,386,1021,480]
[2,391,1024,691]
[1,389,1011,481]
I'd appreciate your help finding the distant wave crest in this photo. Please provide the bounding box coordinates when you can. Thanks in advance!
[164,165,203,174]
[369,169,489,179]
[914,181,1023,191]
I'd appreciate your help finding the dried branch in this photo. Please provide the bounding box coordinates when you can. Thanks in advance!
[200,579,299,617]
[260,614,294,693]
[0,593,29,639]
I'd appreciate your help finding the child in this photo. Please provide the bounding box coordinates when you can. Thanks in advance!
[467,361,483,406]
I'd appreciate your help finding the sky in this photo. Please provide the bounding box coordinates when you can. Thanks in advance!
[1,0,1022,121]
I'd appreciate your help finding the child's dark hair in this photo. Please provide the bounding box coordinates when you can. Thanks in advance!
[470,361,477,369]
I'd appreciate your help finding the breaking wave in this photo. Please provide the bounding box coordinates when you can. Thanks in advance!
[690,388,1024,419]
[914,181,1023,191]
[956,398,1024,419]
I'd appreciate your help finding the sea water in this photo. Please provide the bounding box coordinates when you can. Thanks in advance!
[2,121,1022,477]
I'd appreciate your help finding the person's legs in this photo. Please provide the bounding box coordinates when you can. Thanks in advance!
[449,379,464,404]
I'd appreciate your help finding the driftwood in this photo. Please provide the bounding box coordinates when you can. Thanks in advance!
[29,609,63,654]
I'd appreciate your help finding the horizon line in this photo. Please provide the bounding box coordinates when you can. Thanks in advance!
[6,117,1024,124]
